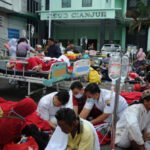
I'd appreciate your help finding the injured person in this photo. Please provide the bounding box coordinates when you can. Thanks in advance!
[6,54,71,72]
[45,108,100,150]
[115,89,150,150]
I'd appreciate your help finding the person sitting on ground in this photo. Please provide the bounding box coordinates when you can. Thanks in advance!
[80,83,128,124]
[45,108,100,150]
[115,89,150,150]
[134,72,150,92]
[37,90,70,129]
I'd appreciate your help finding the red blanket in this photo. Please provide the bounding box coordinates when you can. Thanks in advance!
[121,91,142,104]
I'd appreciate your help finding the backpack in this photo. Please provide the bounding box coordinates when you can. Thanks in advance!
[88,67,101,84]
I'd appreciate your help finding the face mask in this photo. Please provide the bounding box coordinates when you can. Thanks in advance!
[75,93,83,99]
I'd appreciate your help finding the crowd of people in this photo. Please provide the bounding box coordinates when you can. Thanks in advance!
[0,37,150,150]
[0,81,150,150]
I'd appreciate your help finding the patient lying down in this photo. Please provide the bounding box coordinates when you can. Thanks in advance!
[6,55,71,72]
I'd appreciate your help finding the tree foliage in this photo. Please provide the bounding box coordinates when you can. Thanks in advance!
[126,0,150,32]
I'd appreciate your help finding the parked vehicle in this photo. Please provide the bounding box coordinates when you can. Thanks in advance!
[101,44,121,56]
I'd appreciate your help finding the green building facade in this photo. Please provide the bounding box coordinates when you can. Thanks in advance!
[39,0,150,51]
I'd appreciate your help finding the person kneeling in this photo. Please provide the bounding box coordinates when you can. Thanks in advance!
[45,108,100,150]
[115,89,150,150]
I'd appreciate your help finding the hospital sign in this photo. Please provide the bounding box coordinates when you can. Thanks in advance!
[40,10,115,20]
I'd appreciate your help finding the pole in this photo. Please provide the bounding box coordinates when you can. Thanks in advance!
[111,78,121,150]
[48,17,51,38]
[28,24,31,45]
[48,0,51,38]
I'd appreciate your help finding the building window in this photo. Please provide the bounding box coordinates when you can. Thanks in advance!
[82,0,92,7]
[127,0,150,9]
[27,0,39,13]
[105,0,111,8]
[62,0,71,8]
[45,0,49,10]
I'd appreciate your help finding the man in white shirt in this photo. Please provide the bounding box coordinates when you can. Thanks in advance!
[80,83,128,124]
[115,89,150,150]
[37,90,69,129]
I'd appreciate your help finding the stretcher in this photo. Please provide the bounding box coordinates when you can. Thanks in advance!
[56,59,90,90]
[0,58,90,96]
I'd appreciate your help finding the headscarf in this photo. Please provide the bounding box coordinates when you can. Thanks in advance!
[137,48,146,61]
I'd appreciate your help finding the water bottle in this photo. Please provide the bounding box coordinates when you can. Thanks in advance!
[121,55,129,83]
[108,55,121,82]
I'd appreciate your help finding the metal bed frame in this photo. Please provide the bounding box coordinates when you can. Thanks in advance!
[0,58,90,96]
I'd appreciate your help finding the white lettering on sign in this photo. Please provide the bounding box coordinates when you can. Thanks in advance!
[46,11,107,20]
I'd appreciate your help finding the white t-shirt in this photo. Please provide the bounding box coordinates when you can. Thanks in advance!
[115,104,150,148]
[37,92,60,124]
[84,89,128,121]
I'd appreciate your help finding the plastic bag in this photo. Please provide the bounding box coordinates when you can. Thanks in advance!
[89,67,101,84]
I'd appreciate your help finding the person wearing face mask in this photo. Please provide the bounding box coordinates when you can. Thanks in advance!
[70,81,101,119]
[80,83,128,124]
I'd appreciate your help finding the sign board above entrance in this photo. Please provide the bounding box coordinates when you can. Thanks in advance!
[40,10,115,20]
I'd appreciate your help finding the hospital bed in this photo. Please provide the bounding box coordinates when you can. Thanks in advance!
[57,59,90,90]
[0,58,90,96]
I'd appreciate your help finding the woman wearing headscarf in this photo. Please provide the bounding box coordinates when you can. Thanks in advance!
[134,48,146,70]
[4,38,17,58]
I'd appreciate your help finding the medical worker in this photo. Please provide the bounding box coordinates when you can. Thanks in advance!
[80,83,128,124]
[37,90,69,129]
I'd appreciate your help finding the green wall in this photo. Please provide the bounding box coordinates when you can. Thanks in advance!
[47,0,115,11]
[53,23,123,50]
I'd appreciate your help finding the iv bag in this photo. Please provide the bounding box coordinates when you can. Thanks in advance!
[108,55,121,81]
[121,55,129,82]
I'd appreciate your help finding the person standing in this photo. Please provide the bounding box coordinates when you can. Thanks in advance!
[47,38,61,58]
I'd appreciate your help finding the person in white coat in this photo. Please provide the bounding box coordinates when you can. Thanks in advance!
[80,83,128,124]
[115,89,150,150]
[37,90,70,129]
[45,108,100,150]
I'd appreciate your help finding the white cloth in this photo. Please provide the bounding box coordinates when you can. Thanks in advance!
[37,91,72,124]
[65,90,73,109]
[84,89,128,122]
[58,55,70,67]
[45,119,100,150]
[37,92,60,124]
[115,104,150,149]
